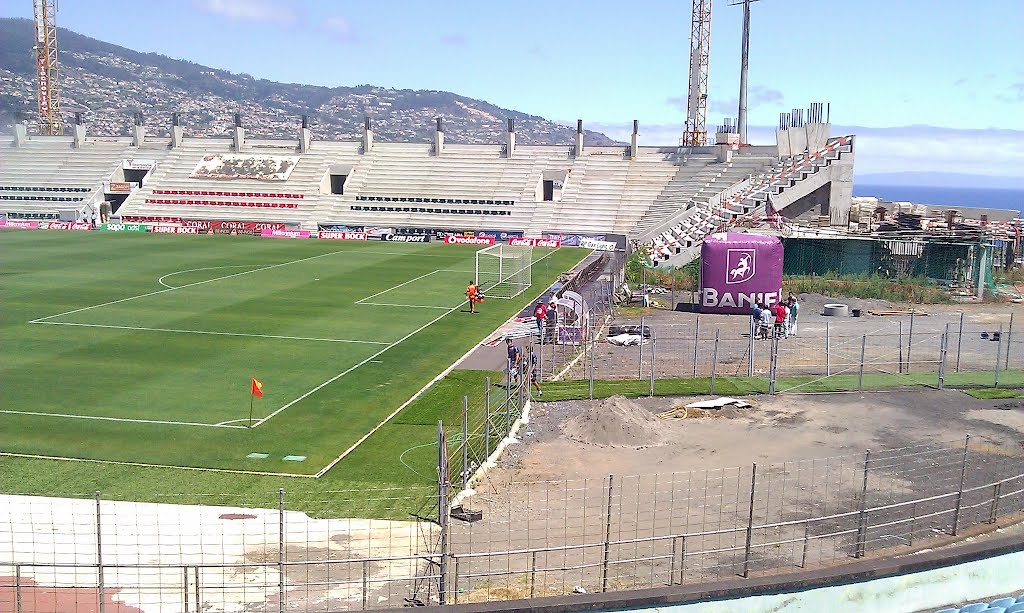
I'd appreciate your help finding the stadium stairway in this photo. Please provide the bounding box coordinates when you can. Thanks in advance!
[644,136,854,266]
[0,137,136,219]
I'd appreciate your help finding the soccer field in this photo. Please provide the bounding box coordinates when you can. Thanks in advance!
[1,230,585,484]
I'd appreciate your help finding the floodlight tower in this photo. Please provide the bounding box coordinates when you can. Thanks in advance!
[733,0,759,145]
[681,0,712,147]
[33,0,63,135]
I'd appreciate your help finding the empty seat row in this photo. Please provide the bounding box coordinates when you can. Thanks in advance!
[121,215,181,223]
[351,205,511,216]
[0,211,61,220]
[0,195,85,202]
[937,594,1024,613]
[0,185,91,193]
[152,189,304,199]
[144,198,298,209]
[355,195,514,206]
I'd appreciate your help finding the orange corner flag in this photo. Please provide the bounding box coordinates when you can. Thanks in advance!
[251,378,264,398]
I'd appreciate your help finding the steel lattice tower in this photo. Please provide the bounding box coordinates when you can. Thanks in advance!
[34,0,63,135]
[681,0,712,147]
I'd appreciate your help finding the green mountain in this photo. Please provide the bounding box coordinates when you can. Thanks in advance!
[0,17,618,145]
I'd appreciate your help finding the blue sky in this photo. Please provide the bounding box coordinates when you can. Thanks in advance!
[3,0,1022,177]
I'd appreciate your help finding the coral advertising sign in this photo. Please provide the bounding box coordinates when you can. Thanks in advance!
[699,232,783,314]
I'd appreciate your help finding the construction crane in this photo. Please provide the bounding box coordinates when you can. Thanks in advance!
[33,0,63,135]
[681,0,712,147]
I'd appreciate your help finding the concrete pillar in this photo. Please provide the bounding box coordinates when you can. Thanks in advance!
[14,122,28,146]
[575,119,584,157]
[362,116,374,153]
[434,117,444,156]
[232,113,244,151]
[133,124,146,147]
[73,125,86,148]
[714,145,733,163]
[630,120,638,160]
[170,112,183,148]
[976,245,988,299]
[299,114,311,152]
[506,118,515,158]
[827,136,855,225]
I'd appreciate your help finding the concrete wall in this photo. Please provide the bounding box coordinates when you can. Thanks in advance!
[775,130,791,158]
[828,140,855,225]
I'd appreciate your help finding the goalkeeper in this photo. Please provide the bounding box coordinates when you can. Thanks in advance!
[465,279,483,314]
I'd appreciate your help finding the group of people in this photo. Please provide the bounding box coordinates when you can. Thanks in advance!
[753,295,800,340]
[506,338,542,396]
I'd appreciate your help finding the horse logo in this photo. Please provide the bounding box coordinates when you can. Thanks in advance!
[726,249,756,284]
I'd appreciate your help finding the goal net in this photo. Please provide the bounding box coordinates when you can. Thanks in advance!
[475,244,533,299]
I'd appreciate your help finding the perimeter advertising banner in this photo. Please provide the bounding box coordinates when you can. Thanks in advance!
[261,228,310,239]
[443,235,494,246]
[0,220,40,229]
[39,222,93,231]
[101,223,148,232]
[182,220,286,233]
[700,232,784,314]
[319,231,368,240]
[509,237,560,248]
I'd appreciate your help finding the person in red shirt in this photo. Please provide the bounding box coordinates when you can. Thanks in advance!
[771,302,787,338]
[466,280,482,314]
[533,301,548,339]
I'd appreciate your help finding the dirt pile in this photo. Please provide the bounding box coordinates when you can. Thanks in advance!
[563,396,668,447]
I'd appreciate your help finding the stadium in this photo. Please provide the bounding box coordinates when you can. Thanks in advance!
[2,2,1023,613]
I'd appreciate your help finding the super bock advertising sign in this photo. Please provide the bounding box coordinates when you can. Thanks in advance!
[699,232,783,314]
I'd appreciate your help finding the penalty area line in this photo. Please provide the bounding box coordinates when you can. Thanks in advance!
[0,409,247,429]
[0,452,316,479]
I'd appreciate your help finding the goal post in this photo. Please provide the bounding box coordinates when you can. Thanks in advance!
[475,244,533,299]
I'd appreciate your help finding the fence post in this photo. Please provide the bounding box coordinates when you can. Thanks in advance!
[530,550,538,597]
[907,311,915,373]
[854,450,871,558]
[638,316,645,380]
[601,475,615,592]
[995,324,1003,388]
[1006,312,1014,370]
[799,521,810,568]
[956,312,965,372]
[952,434,971,536]
[768,335,778,395]
[748,317,755,378]
[15,565,22,613]
[278,488,285,613]
[742,463,758,578]
[938,332,947,390]
[484,389,491,460]
[710,329,720,394]
[858,335,866,392]
[988,483,1002,523]
[462,396,469,491]
[650,333,656,397]
[825,322,831,377]
[692,315,700,378]
[589,329,596,400]
[437,422,449,605]
[898,320,904,374]
[95,491,105,613]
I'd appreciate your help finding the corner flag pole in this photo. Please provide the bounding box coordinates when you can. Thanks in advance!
[248,394,254,428]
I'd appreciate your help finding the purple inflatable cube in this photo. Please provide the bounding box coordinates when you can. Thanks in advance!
[700,232,784,314]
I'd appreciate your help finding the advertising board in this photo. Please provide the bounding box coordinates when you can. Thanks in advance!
[699,232,784,314]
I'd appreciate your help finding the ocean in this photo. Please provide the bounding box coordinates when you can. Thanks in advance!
[853,185,1024,215]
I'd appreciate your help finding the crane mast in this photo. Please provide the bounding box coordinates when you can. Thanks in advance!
[681,0,712,147]
[34,0,63,135]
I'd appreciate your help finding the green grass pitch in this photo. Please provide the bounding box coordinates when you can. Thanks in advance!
[0,229,586,516]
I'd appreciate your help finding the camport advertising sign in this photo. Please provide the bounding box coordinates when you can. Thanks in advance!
[699,232,783,315]
[380,233,430,243]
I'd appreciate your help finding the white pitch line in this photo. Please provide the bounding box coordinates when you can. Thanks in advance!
[158,264,265,289]
[0,452,316,479]
[251,300,466,428]
[354,269,444,304]
[357,302,454,310]
[30,321,390,344]
[30,249,347,323]
[0,409,245,429]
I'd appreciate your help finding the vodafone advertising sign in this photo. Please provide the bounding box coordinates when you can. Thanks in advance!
[319,231,368,240]
[443,235,495,246]
[508,237,560,248]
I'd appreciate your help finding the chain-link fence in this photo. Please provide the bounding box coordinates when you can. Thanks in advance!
[562,310,1023,394]
[3,437,1023,610]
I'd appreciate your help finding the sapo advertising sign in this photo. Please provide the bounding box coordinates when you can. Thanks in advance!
[699,232,783,315]
[101,223,148,232]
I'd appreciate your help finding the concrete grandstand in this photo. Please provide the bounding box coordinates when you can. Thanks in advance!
[1,112,855,249]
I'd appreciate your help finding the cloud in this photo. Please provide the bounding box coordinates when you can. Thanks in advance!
[998,82,1024,103]
[323,16,357,43]
[666,96,687,111]
[527,46,547,59]
[193,0,300,24]
[441,34,468,47]
[709,86,784,117]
